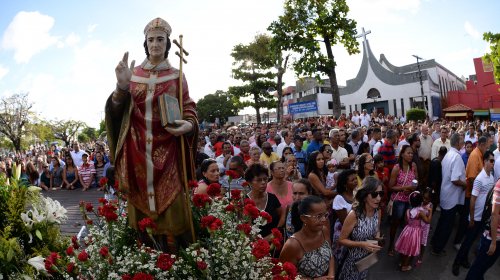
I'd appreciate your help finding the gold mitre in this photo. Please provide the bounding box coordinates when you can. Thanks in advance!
[144,17,172,37]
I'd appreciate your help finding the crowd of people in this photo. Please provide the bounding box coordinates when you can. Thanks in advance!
[194,110,500,279]
[0,141,111,192]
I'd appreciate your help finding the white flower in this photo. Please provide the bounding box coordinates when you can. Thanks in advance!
[43,197,67,224]
[27,256,47,272]
[27,186,42,193]
[20,212,34,230]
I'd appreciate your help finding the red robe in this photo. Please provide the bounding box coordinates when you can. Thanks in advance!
[106,58,198,236]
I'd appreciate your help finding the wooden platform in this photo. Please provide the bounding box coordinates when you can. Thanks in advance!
[42,188,103,236]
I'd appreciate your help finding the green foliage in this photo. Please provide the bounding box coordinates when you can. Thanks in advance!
[269,0,359,116]
[98,119,106,138]
[50,119,86,147]
[483,32,500,85]
[0,92,33,151]
[79,126,97,143]
[230,34,277,124]
[196,90,241,123]
[27,118,55,146]
[406,108,426,121]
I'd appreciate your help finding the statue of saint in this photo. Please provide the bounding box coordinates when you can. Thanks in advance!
[105,17,198,251]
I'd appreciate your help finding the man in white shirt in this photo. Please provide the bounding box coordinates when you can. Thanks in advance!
[70,142,85,167]
[431,126,451,159]
[276,130,295,158]
[452,150,495,276]
[351,111,360,126]
[464,124,478,145]
[419,124,433,187]
[215,141,233,174]
[204,132,217,159]
[493,135,500,162]
[360,109,371,127]
[432,133,467,256]
[370,127,383,155]
[328,129,349,168]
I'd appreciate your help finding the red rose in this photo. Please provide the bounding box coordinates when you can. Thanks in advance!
[192,193,211,208]
[99,246,109,257]
[230,189,241,199]
[98,203,118,222]
[200,215,223,231]
[71,236,80,249]
[86,219,93,225]
[225,170,239,178]
[243,204,260,219]
[114,180,120,189]
[138,217,157,232]
[209,218,223,231]
[271,238,282,250]
[271,263,283,275]
[260,211,272,223]
[132,272,154,280]
[244,198,256,206]
[85,202,93,212]
[236,223,252,235]
[44,252,61,274]
[77,250,89,262]
[241,181,249,187]
[282,262,298,278]
[121,274,132,280]
[67,262,75,273]
[251,239,270,259]
[225,203,235,212]
[99,177,108,187]
[196,260,208,270]
[66,246,74,256]
[156,253,175,271]
[188,180,199,189]
[98,198,108,204]
[206,183,222,197]
[271,228,283,241]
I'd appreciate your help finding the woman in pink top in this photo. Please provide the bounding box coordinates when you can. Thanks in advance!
[267,161,294,207]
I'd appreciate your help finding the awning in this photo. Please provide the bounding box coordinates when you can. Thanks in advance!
[473,110,489,116]
[445,112,467,117]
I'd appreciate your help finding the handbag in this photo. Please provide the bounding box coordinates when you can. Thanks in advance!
[387,166,410,216]
[355,252,379,272]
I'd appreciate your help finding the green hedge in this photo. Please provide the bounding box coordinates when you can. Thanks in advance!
[406,108,426,121]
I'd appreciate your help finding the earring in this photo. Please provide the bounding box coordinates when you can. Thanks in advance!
[304,223,307,227]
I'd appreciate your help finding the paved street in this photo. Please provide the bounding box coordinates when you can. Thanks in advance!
[44,188,499,279]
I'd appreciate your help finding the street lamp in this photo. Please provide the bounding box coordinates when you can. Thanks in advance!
[412,54,427,114]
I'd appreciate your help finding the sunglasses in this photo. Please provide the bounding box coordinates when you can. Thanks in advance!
[324,149,333,153]
[370,191,384,198]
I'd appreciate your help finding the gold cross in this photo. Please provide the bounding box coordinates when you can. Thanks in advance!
[148,192,155,199]
[146,138,153,144]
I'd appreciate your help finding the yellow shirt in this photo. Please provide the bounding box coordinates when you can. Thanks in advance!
[260,152,280,166]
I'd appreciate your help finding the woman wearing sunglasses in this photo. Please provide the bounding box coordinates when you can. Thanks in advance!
[356,153,377,188]
[338,176,383,280]
[280,195,335,279]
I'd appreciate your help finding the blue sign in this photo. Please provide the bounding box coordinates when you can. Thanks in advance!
[288,101,318,115]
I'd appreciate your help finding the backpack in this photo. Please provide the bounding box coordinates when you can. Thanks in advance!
[481,186,496,231]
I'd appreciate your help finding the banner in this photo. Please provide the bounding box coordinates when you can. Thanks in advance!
[288,101,318,115]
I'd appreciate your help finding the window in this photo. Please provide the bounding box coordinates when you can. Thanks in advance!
[400,98,405,116]
[349,105,352,114]
[393,99,397,116]
[328,101,333,110]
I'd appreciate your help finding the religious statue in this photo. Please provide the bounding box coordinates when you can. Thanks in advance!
[105,17,198,251]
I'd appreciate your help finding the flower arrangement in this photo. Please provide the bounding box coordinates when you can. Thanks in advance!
[0,177,68,279]
[43,180,299,279]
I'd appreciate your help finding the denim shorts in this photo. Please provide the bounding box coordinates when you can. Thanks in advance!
[392,200,410,220]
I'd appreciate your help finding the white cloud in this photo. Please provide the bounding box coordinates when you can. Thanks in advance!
[87,24,98,33]
[0,65,9,81]
[464,21,481,39]
[1,11,59,63]
[65,33,81,47]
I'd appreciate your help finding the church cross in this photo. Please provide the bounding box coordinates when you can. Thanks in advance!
[356,27,371,42]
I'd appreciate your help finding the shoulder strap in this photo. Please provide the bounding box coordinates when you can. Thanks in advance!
[289,236,306,253]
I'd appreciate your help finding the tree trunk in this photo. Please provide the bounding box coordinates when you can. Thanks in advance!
[276,74,283,123]
[323,36,341,117]
[13,138,21,152]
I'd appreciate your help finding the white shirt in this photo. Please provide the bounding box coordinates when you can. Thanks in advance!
[396,139,409,156]
[276,142,295,158]
[440,147,466,210]
[204,143,216,159]
[215,154,229,173]
[494,156,500,182]
[493,149,500,162]
[348,140,360,155]
[351,115,360,126]
[360,114,371,127]
[331,145,348,163]
[70,150,85,168]
[332,194,353,213]
[464,134,477,145]
[373,140,383,156]
[471,169,495,221]
[431,138,451,160]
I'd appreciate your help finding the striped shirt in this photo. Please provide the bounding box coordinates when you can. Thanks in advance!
[378,140,396,171]
[486,181,500,240]
[79,163,96,186]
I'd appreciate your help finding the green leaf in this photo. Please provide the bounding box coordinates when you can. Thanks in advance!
[35,229,43,240]
[7,248,14,261]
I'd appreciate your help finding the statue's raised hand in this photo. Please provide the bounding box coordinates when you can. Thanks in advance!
[115,52,135,91]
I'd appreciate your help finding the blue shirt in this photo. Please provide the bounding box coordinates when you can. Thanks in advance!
[293,148,307,177]
[306,140,321,158]
[461,152,469,167]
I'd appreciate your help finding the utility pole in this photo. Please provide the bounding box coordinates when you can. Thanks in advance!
[412,55,426,114]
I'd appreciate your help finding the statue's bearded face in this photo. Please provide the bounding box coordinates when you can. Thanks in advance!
[146,30,167,62]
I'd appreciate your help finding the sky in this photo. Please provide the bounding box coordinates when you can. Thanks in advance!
[0,0,499,127]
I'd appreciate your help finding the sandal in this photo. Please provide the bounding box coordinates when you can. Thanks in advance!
[401,265,412,272]
[388,249,395,257]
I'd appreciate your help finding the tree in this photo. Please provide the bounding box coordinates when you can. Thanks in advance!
[269,0,359,117]
[28,118,55,145]
[483,32,500,84]
[196,90,241,124]
[79,126,98,143]
[230,34,277,124]
[50,120,86,147]
[0,93,33,151]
